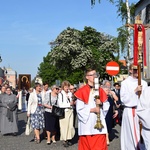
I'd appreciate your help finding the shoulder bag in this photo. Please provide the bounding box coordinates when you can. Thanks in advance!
[49,93,65,118]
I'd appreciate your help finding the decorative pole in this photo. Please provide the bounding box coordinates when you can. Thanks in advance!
[94,76,104,130]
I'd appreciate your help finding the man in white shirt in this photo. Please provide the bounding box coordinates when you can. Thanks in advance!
[75,68,109,150]
[120,64,147,150]
[137,86,150,150]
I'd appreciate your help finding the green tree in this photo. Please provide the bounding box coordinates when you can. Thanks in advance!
[91,0,136,73]
[81,26,119,76]
[38,26,119,85]
[116,0,135,58]
[38,53,62,85]
[49,27,92,70]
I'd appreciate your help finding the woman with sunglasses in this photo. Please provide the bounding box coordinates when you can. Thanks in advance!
[43,85,59,145]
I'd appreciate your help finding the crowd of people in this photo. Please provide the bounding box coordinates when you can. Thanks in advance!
[0,64,150,150]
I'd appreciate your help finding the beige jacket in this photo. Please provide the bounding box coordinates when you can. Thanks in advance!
[27,90,39,114]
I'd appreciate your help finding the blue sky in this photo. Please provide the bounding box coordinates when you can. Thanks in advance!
[0,0,137,80]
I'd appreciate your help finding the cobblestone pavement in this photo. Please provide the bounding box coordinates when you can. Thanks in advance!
[0,112,121,150]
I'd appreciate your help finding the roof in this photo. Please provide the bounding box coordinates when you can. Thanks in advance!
[119,60,126,66]
[135,0,144,7]
[6,68,17,75]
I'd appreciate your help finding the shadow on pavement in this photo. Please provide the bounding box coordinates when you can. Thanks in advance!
[18,119,26,135]
[109,128,119,142]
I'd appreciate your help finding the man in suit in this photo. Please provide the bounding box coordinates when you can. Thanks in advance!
[112,83,122,125]
[113,83,120,104]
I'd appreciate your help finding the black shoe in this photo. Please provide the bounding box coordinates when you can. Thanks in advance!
[47,141,51,145]
[63,142,69,147]
[67,140,72,146]
[12,133,17,136]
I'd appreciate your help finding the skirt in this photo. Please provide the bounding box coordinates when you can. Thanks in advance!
[44,111,59,132]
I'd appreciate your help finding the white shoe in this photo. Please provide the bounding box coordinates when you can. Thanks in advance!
[52,140,56,144]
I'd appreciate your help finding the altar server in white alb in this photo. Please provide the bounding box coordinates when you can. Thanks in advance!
[75,68,109,150]
[120,64,147,150]
[137,86,150,150]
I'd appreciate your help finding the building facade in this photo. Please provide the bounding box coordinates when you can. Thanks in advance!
[5,67,17,88]
[0,68,5,85]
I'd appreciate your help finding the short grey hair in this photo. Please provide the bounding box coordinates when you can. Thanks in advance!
[51,85,59,90]
[101,85,110,90]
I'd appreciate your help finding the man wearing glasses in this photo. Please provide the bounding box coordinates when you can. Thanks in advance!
[75,68,109,150]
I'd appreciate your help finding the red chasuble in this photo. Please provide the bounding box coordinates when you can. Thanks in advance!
[74,84,107,104]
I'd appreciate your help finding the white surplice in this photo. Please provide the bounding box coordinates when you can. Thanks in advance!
[120,76,147,150]
[76,89,109,136]
[137,86,150,150]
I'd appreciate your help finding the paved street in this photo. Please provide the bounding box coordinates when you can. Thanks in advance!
[0,112,121,150]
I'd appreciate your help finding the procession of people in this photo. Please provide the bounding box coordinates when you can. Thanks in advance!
[0,65,150,150]
[1,13,150,150]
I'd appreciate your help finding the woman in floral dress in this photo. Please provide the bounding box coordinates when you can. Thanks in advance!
[27,83,45,143]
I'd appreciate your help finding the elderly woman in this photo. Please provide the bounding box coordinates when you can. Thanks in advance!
[27,83,45,144]
[0,86,18,135]
[58,80,75,147]
[43,85,59,145]
[102,84,118,145]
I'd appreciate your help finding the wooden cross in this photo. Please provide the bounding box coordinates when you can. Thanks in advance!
[126,15,150,69]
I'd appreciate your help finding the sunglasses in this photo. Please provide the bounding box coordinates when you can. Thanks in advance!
[56,88,59,90]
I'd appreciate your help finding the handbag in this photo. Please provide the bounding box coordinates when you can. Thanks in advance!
[52,105,65,118]
[25,117,32,135]
[49,93,65,118]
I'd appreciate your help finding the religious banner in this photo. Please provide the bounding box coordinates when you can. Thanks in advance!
[18,74,31,90]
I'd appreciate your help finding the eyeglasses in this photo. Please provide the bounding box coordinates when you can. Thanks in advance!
[87,73,97,76]
[87,72,100,77]
[56,88,59,90]
[70,88,74,90]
